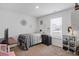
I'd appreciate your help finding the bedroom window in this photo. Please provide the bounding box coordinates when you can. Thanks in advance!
[50,17,62,39]
[50,17,62,46]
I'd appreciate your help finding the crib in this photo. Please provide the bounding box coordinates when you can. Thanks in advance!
[18,33,42,50]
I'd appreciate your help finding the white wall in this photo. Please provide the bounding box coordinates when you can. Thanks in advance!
[71,10,79,30]
[71,10,79,41]
[0,9,37,38]
[37,8,73,47]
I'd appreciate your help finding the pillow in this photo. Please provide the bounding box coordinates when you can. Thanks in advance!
[8,37,17,45]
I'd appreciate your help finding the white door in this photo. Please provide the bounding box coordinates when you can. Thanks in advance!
[50,17,62,47]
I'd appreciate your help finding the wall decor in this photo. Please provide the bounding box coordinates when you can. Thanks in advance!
[40,29,42,32]
[75,3,79,10]
[40,20,43,25]
[21,19,27,26]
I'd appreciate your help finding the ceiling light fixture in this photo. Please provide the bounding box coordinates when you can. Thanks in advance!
[35,6,39,9]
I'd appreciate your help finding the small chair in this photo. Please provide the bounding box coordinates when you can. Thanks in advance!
[0,44,15,56]
[0,44,8,52]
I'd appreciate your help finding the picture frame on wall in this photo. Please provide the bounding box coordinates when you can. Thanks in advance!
[40,20,43,25]
[21,19,27,26]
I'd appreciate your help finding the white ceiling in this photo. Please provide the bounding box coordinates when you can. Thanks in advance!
[0,3,74,17]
